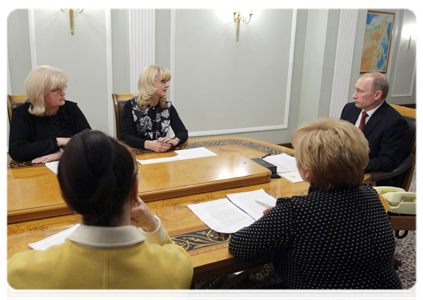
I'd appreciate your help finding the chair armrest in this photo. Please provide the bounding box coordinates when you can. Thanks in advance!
[366,154,415,183]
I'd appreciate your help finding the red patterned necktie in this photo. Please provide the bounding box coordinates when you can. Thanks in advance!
[359,111,368,131]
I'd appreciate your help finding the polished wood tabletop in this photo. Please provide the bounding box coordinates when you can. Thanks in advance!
[8,141,271,223]
[7,137,310,283]
[7,136,389,284]
[137,153,271,202]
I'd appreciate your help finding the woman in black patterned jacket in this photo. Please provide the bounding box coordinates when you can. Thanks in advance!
[229,118,402,289]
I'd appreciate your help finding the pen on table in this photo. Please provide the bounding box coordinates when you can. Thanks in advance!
[260,153,271,159]
[256,200,271,208]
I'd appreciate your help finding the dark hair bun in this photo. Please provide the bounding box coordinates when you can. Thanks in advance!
[58,130,136,226]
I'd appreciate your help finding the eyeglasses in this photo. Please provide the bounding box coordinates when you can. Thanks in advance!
[51,86,67,94]
[156,79,170,85]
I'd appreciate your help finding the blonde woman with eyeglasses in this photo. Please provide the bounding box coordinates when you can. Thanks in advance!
[120,65,188,152]
[9,65,91,163]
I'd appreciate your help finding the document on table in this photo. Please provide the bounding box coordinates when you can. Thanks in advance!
[137,156,180,165]
[188,189,277,233]
[264,153,298,173]
[279,171,303,183]
[174,147,217,159]
[226,189,277,220]
[188,199,255,234]
[137,147,217,165]
[29,224,81,251]
[45,161,59,174]
[263,153,303,183]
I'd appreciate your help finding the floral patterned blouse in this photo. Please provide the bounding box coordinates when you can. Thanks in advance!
[120,98,188,149]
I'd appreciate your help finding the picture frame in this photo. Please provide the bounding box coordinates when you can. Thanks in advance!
[360,10,395,73]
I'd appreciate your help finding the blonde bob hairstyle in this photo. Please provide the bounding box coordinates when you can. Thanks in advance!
[24,65,68,116]
[136,65,171,111]
[291,118,369,191]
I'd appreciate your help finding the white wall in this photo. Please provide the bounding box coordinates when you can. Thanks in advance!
[6,8,416,148]
[297,10,329,126]
[33,9,112,134]
[7,9,33,144]
[389,10,416,102]
[7,9,113,136]
[174,9,294,139]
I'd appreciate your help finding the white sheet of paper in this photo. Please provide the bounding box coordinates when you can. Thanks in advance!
[136,147,217,165]
[264,153,298,173]
[45,161,59,174]
[174,147,217,159]
[226,189,277,220]
[188,199,255,234]
[279,170,304,183]
[29,224,81,251]
[137,156,181,165]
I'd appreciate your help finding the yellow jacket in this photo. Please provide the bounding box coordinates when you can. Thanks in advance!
[8,217,193,289]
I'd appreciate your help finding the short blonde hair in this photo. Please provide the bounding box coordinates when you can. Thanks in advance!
[136,65,171,110]
[292,118,369,191]
[24,65,68,116]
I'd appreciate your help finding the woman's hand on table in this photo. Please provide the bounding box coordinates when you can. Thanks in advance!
[145,140,172,153]
[157,137,179,147]
[31,151,62,164]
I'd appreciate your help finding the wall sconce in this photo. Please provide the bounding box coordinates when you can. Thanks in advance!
[60,8,84,35]
[408,36,416,50]
[233,10,253,41]
[402,24,416,51]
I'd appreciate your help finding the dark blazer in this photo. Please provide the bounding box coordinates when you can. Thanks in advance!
[341,101,408,187]
[9,100,91,162]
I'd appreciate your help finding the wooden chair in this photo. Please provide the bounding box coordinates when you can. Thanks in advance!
[111,93,134,139]
[7,94,28,123]
[366,104,416,191]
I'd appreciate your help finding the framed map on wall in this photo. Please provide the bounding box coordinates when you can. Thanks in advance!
[360,11,395,73]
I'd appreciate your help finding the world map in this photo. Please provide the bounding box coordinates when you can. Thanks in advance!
[360,12,394,72]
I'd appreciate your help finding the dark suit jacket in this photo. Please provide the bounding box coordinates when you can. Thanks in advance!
[341,101,408,187]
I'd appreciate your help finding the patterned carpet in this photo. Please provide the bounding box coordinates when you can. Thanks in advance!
[395,168,416,289]
[230,169,417,290]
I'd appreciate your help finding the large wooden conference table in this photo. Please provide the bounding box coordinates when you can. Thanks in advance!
[7,137,389,286]
[7,137,307,284]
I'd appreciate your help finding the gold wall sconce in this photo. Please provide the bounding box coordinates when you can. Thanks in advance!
[60,8,84,35]
[402,24,416,51]
[233,10,253,41]
[408,35,416,50]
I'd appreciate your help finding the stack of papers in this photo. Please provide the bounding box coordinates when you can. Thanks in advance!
[188,189,277,233]
[137,147,217,165]
[29,224,81,251]
[263,153,303,183]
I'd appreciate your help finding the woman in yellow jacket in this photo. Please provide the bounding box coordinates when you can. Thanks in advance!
[7,130,193,289]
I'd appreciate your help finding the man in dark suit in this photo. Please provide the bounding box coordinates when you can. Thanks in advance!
[340,72,408,187]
